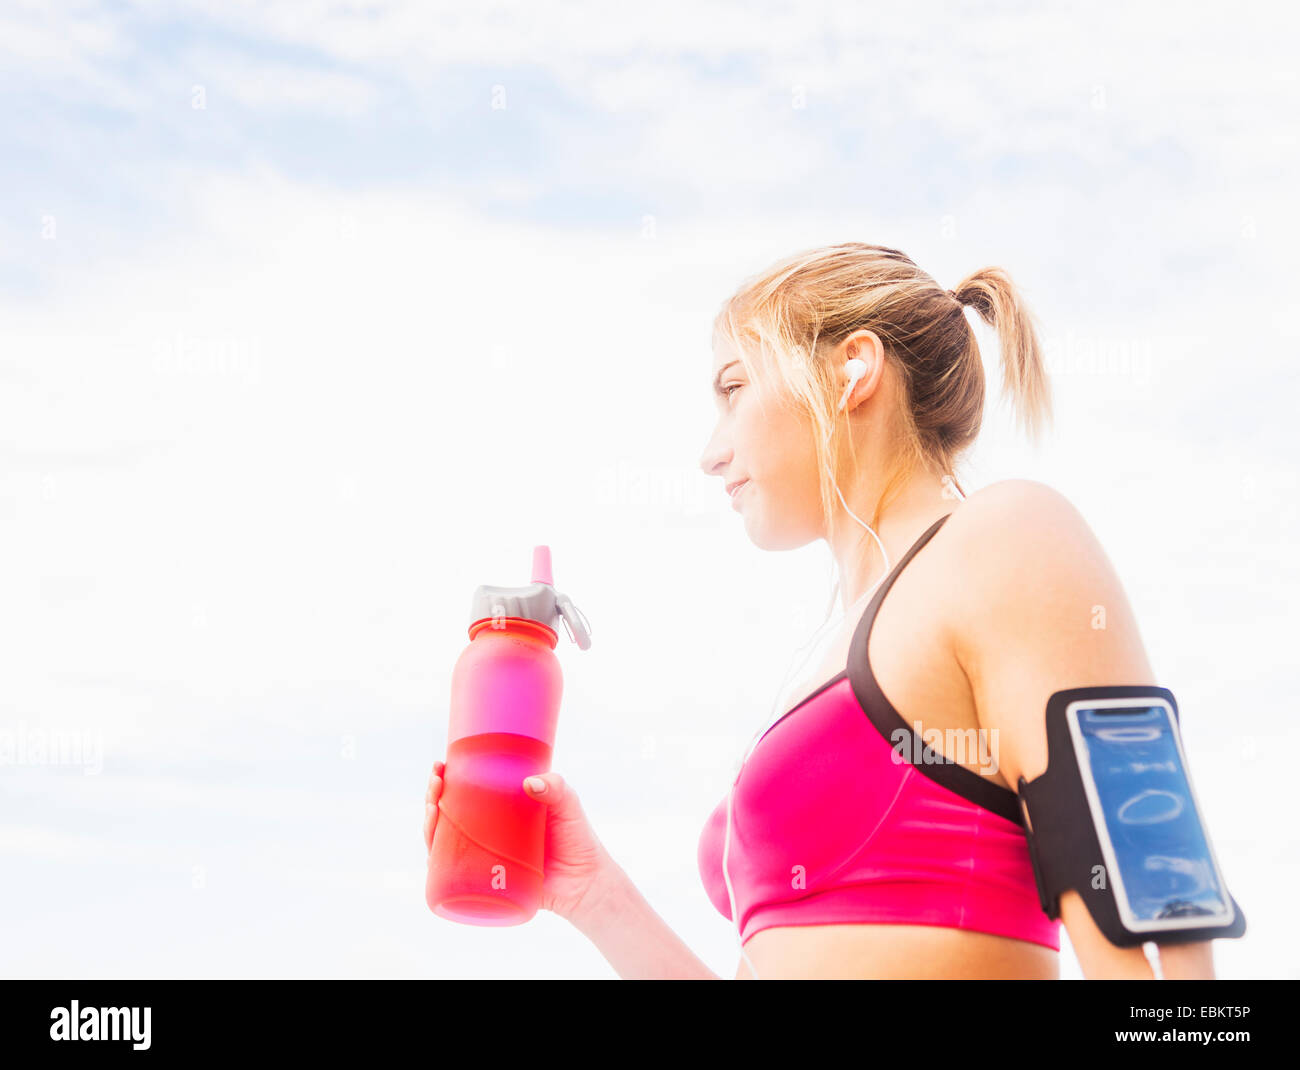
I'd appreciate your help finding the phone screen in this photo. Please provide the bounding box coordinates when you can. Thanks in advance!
[1069,702,1233,931]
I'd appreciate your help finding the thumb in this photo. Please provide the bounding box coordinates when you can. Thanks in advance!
[522,772,563,801]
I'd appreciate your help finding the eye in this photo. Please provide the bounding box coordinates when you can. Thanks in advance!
[722,383,742,401]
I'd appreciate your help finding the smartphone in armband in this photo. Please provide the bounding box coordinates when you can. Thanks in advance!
[1018,685,1246,947]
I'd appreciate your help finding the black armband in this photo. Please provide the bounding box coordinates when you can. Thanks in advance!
[1017,685,1246,947]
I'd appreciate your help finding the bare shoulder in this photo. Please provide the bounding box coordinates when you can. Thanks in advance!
[945,478,1087,544]
[939,476,1156,782]
[939,478,1102,599]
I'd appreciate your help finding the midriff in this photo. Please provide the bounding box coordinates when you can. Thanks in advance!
[736,922,1059,979]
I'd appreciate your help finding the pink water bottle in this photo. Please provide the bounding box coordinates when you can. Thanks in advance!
[425,545,591,925]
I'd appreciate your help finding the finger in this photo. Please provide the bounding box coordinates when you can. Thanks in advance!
[426,761,445,799]
[523,772,564,799]
[425,773,442,805]
[424,803,436,851]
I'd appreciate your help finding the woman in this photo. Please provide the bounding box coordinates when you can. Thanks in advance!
[424,242,1217,980]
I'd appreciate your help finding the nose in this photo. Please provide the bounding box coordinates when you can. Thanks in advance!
[699,428,731,478]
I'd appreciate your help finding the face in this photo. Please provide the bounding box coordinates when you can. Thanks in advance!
[698,344,826,550]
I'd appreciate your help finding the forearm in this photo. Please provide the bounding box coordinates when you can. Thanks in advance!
[566,860,721,980]
[1152,940,1216,980]
[1062,894,1216,979]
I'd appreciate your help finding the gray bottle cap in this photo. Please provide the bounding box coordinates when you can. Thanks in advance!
[468,546,592,650]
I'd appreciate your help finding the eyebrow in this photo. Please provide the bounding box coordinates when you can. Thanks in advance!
[711,359,741,396]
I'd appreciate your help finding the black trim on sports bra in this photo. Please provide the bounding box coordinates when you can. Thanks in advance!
[846,512,1026,828]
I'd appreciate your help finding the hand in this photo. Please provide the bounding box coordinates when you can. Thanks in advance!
[520,771,618,923]
[422,761,618,924]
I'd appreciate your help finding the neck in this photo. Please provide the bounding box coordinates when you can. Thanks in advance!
[829,466,958,614]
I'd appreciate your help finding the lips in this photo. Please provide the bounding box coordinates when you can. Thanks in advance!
[728,480,750,507]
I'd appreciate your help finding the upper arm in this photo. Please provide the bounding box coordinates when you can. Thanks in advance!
[945,480,1215,978]
[946,479,1155,789]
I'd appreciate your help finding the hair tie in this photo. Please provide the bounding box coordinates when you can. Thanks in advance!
[948,289,962,304]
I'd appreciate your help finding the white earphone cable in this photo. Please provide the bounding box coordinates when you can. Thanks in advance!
[719,354,966,979]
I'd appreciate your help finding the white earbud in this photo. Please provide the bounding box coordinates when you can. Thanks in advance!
[837,357,869,412]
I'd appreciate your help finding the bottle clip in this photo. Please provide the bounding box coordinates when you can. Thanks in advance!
[555,593,592,651]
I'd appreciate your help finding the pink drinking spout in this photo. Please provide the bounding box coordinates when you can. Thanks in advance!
[531,546,553,586]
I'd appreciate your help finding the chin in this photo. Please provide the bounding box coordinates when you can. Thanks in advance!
[744,515,818,552]
[736,486,807,549]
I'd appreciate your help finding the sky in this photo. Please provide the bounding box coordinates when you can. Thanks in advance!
[2,0,1297,980]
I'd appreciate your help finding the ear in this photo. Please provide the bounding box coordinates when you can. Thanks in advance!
[839,330,886,410]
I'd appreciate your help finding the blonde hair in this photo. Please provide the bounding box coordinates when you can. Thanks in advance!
[712,241,1053,544]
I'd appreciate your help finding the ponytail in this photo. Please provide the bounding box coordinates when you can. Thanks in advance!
[954,267,1053,446]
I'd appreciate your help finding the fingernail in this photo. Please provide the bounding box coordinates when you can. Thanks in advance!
[525,776,546,793]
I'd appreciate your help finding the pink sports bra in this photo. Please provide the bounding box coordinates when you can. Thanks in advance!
[697,513,1061,951]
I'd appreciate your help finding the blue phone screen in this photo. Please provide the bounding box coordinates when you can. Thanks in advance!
[1076,705,1228,924]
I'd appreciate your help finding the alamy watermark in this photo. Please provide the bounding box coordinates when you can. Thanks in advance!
[890,721,999,777]
[151,333,262,386]
[1037,330,1192,388]
[0,723,103,775]
[50,1001,150,1049]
